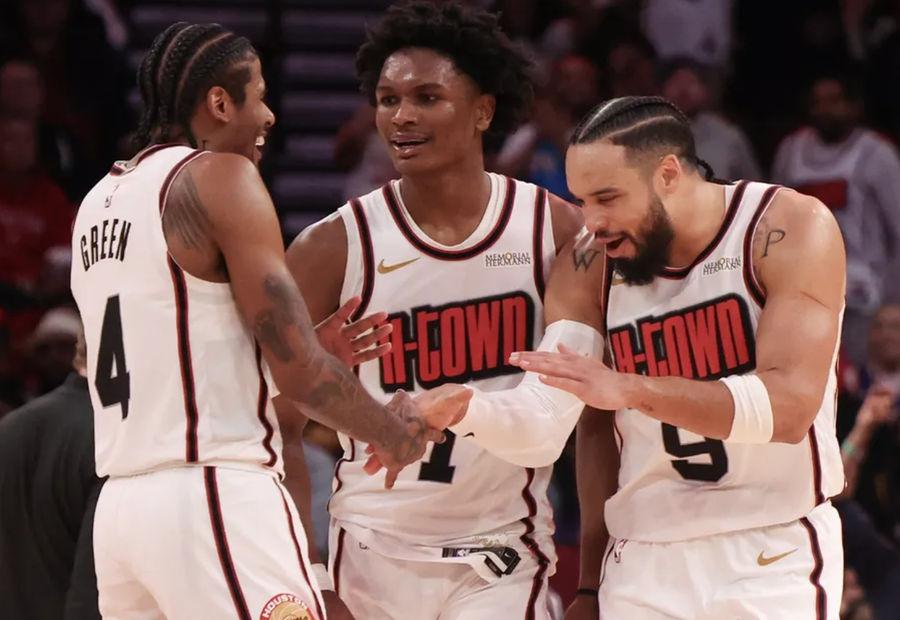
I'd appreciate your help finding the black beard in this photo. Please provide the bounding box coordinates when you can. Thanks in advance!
[612,195,675,286]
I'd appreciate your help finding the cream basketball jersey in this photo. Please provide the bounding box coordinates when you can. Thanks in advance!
[71,145,282,478]
[604,181,844,542]
[329,173,557,560]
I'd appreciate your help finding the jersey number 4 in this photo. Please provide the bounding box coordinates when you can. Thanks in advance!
[662,423,728,482]
[95,295,131,418]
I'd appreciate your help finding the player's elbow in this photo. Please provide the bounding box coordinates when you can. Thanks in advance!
[772,391,820,444]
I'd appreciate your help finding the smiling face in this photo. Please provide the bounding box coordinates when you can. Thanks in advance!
[373,47,495,176]
[212,56,274,166]
[567,139,675,284]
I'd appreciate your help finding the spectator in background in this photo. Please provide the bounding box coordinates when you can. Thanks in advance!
[538,0,643,67]
[0,114,74,360]
[772,74,900,364]
[495,55,599,198]
[0,57,92,201]
[0,328,101,619]
[26,308,80,398]
[0,0,134,182]
[661,58,762,181]
[641,0,735,70]
[607,34,659,98]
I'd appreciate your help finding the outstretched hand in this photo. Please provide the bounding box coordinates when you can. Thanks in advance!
[509,344,632,411]
[364,385,473,487]
[315,296,392,368]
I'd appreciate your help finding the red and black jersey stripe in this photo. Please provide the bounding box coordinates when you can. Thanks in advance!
[532,187,548,300]
[109,142,183,176]
[167,257,200,462]
[800,516,827,620]
[659,180,748,280]
[255,343,277,468]
[382,177,516,260]
[519,467,551,620]
[742,185,782,307]
[275,480,325,620]
[349,198,374,322]
[204,467,252,620]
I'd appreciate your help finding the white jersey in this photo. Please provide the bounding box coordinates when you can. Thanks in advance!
[773,127,900,313]
[329,173,556,562]
[604,180,844,542]
[71,145,282,478]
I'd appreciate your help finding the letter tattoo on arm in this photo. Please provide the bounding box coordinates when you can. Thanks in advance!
[572,249,603,271]
[762,230,786,257]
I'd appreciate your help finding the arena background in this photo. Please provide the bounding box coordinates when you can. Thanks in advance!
[1,1,899,618]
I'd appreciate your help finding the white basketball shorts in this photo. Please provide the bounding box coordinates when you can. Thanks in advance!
[94,466,324,620]
[595,501,842,619]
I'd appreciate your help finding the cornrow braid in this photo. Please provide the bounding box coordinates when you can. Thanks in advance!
[571,96,721,182]
[134,22,187,149]
[133,22,258,150]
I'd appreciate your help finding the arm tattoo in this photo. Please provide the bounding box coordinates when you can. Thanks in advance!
[572,249,603,271]
[251,273,429,463]
[762,230,786,257]
[162,169,211,250]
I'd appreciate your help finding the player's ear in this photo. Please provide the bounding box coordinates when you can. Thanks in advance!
[206,86,232,123]
[475,93,496,133]
[655,153,683,196]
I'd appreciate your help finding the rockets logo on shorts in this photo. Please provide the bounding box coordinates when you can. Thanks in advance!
[379,291,535,390]
[609,293,755,378]
[259,593,315,620]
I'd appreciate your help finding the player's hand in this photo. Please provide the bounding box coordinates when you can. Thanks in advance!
[510,344,631,411]
[364,387,472,488]
[315,296,392,368]
[322,591,356,620]
[564,592,599,620]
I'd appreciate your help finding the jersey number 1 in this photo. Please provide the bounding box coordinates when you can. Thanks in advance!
[661,423,728,482]
[95,295,131,418]
[418,430,456,483]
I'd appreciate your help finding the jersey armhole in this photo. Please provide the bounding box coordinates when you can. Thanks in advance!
[741,185,783,308]
[337,199,374,321]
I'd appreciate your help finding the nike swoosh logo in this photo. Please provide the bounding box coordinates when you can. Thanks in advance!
[464,432,475,438]
[757,548,798,566]
[377,257,419,274]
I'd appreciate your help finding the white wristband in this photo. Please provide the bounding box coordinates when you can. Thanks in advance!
[720,374,774,443]
[311,563,334,592]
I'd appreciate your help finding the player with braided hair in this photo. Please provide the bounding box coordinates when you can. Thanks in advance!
[508,95,847,618]
[71,21,471,619]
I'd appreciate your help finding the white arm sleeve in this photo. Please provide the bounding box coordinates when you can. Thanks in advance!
[450,320,604,467]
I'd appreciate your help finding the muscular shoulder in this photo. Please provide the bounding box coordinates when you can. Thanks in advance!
[285,212,347,323]
[547,192,583,252]
[752,188,844,302]
[544,236,607,330]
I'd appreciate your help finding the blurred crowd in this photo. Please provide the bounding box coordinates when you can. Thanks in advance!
[1,0,900,618]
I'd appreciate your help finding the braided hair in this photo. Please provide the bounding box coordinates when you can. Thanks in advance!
[570,96,719,182]
[134,22,257,149]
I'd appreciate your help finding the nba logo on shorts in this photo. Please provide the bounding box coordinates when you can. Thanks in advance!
[259,593,315,620]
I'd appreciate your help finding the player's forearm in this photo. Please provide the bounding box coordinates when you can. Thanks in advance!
[574,411,618,587]
[623,374,735,439]
[286,349,410,452]
[451,381,584,467]
[624,371,818,443]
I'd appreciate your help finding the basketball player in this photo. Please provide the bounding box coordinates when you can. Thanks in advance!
[282,2,600,618]
[70,22,468,619]
[511,97,846,619]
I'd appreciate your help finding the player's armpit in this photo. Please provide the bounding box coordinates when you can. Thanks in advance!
[752,190,846,443]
